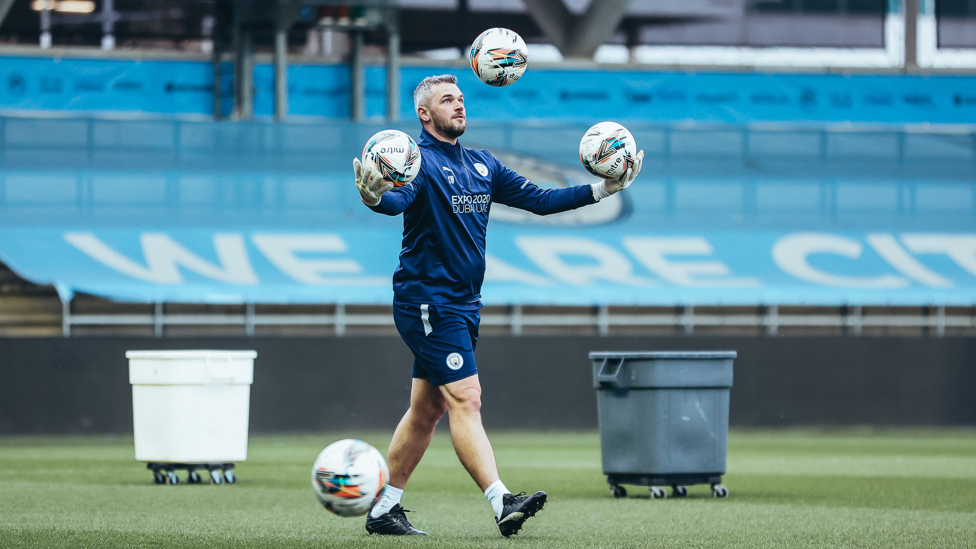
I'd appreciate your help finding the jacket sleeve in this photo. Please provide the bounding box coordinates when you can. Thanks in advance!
[367,171,424,216]
[490,155,596,215]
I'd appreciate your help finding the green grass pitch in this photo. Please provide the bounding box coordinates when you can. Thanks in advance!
[2,430,975,548]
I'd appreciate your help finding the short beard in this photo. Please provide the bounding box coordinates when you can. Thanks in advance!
[433,113,466,139]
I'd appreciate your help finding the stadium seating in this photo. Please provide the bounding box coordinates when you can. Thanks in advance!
[1,114,974,337]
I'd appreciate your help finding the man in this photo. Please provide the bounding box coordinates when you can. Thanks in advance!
[353,74,644,538]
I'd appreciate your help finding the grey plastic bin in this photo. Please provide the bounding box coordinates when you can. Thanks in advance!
[591,351,735,499]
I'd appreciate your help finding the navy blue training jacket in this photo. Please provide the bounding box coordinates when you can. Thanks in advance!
[368,128,595,306]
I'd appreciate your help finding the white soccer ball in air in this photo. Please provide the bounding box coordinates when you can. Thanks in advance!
[578,122,638,179]
[469,28,528,87]
[362,130,422,187]
[312,439,389,518]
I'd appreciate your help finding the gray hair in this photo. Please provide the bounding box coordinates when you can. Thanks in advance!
[413,74,458,113]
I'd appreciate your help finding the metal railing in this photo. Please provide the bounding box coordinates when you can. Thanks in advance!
[60,302,976,337]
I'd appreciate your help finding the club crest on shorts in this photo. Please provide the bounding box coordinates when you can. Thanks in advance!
[446,353,464,370]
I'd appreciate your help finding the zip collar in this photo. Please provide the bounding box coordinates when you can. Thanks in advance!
[419,127,463,156]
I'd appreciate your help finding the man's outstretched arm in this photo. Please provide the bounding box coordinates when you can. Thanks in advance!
[491,150,644,215]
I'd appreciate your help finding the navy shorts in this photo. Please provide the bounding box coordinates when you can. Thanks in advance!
[393,300,480,387]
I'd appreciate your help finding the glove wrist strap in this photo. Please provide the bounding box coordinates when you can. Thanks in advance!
[360,192,381,207]
[590,181,611,202]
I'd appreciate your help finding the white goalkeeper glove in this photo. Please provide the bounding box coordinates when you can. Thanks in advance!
[591,149,644,202]
[354,157,393,206]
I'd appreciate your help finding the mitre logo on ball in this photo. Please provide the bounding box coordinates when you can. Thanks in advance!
[361,130,422,187]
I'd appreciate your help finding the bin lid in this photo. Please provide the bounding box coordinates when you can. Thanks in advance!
[589,351,736,360]
[126,350,257,359]
[128,350,256,385]
[591,351,734,389]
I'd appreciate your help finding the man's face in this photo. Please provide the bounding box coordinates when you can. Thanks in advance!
[422,82,466,139]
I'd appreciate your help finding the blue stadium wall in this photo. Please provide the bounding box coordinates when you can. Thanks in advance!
[2,56,975,309]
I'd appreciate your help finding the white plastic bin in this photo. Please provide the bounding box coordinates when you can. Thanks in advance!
[128,350,256,464]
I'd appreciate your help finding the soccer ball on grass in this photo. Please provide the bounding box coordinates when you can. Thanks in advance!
[311,439,389,517]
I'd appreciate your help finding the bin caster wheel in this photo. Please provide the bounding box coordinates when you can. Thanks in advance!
[672,485,688,497]
[650,486,667,499]
[712,484,728,498]
[210,469,223,485]
[611,484,627,498]
[153,472,166,484]
[188,471,202,484]
[166,471,179,485]
[223,470,236,484]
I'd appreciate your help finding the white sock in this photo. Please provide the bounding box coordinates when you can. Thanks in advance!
[369,485,403,518]
[484,480,510,520]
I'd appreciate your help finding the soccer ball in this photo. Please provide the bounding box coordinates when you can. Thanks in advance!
[361,130,422,187]
[311,439,389,518]
[578,122,638,179]
[469,28,528,87]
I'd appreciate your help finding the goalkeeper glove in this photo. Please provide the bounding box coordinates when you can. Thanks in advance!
[354,157,394,206]
[591,149,644,202]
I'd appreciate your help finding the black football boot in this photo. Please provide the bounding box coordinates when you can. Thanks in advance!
[496,491,547,537]
[365,504,427,536]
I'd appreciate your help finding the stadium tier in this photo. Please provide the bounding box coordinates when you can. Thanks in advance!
[0,113,974,310]
[3,56,976,122]
[1,59,975,336]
